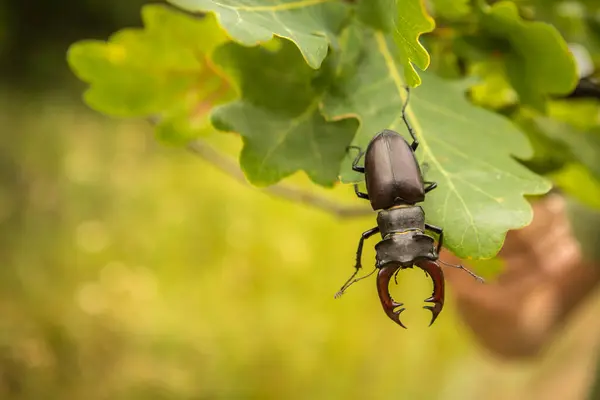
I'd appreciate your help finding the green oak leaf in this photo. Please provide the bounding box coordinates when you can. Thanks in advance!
[323,26,551,258]
[479,1,578,110]
[67,4,234,144]
[211,40,358,187]
[396,0,436,86]
[357,0,435,86]
[167,0,349,69]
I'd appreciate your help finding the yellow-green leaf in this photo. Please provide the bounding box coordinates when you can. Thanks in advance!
[67,4,234,144]
[356,0,435,86]
[394,0,436,86]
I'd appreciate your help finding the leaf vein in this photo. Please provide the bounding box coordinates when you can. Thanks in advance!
[256,101,318,176]
[212,0,334,12]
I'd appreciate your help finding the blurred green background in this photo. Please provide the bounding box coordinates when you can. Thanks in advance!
[2,1,600,399]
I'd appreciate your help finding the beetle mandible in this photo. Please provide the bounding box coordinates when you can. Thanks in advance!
[335,87,483,328]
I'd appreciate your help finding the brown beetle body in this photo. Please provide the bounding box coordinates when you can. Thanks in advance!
[364,130,425,210]
[335,87,483,328]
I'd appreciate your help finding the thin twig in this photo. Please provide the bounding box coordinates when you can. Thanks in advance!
[562,77,600,100]
[186,140,373,218]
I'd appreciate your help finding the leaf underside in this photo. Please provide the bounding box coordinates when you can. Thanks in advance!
[167,0,349,69]
[211,40,358,187]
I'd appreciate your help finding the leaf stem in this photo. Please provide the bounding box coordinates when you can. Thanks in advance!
[186,140,373,218]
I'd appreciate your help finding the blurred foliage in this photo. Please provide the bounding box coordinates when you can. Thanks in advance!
[0,95,479,399]
[2,92,599,400]
[3,0,600,399]
[479,1,578,111]
[442,0,600,217]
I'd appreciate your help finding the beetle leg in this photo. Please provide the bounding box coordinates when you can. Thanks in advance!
[421,225,485,283]
[348,146,366,174]
[424,181,438,194]
[334,268,377,300]
[416,260,445,326]
[354,184,369,200]
[438,259,485,283]
[425,223,443,256]
[335,226,380,298]
[402,86,419,151]
[377,264,407,328]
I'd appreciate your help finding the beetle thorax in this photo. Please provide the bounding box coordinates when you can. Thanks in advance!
[376,206,426,238]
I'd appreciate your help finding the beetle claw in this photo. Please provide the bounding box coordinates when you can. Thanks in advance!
[376,265,408,328]
[424,300,443,326]
[393,307,408,329]
[376,260,446,328]
[416,260,445,327]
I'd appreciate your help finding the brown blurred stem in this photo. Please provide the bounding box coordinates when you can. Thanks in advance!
[441,193,600,359]
[186,140,373,218]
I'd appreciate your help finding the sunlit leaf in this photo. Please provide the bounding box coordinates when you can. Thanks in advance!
[67,4,234,144]
[322,25,551,258]
[211,40,358,187]
[395,0,436,86]
[357,0,435,86]
[167,0,349,69]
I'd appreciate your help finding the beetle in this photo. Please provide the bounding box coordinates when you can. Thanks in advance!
[335,87,483,328]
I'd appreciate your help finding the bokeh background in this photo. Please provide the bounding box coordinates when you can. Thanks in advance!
[2,1,600,399]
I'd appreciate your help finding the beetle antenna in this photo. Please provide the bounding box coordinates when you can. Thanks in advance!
[401,85,419,151]
[334,267,377,298]
[437,260,485,283]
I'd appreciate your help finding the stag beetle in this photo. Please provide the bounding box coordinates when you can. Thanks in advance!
[335,87,483,328]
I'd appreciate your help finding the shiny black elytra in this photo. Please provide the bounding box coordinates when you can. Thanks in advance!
[335,87,482,328]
